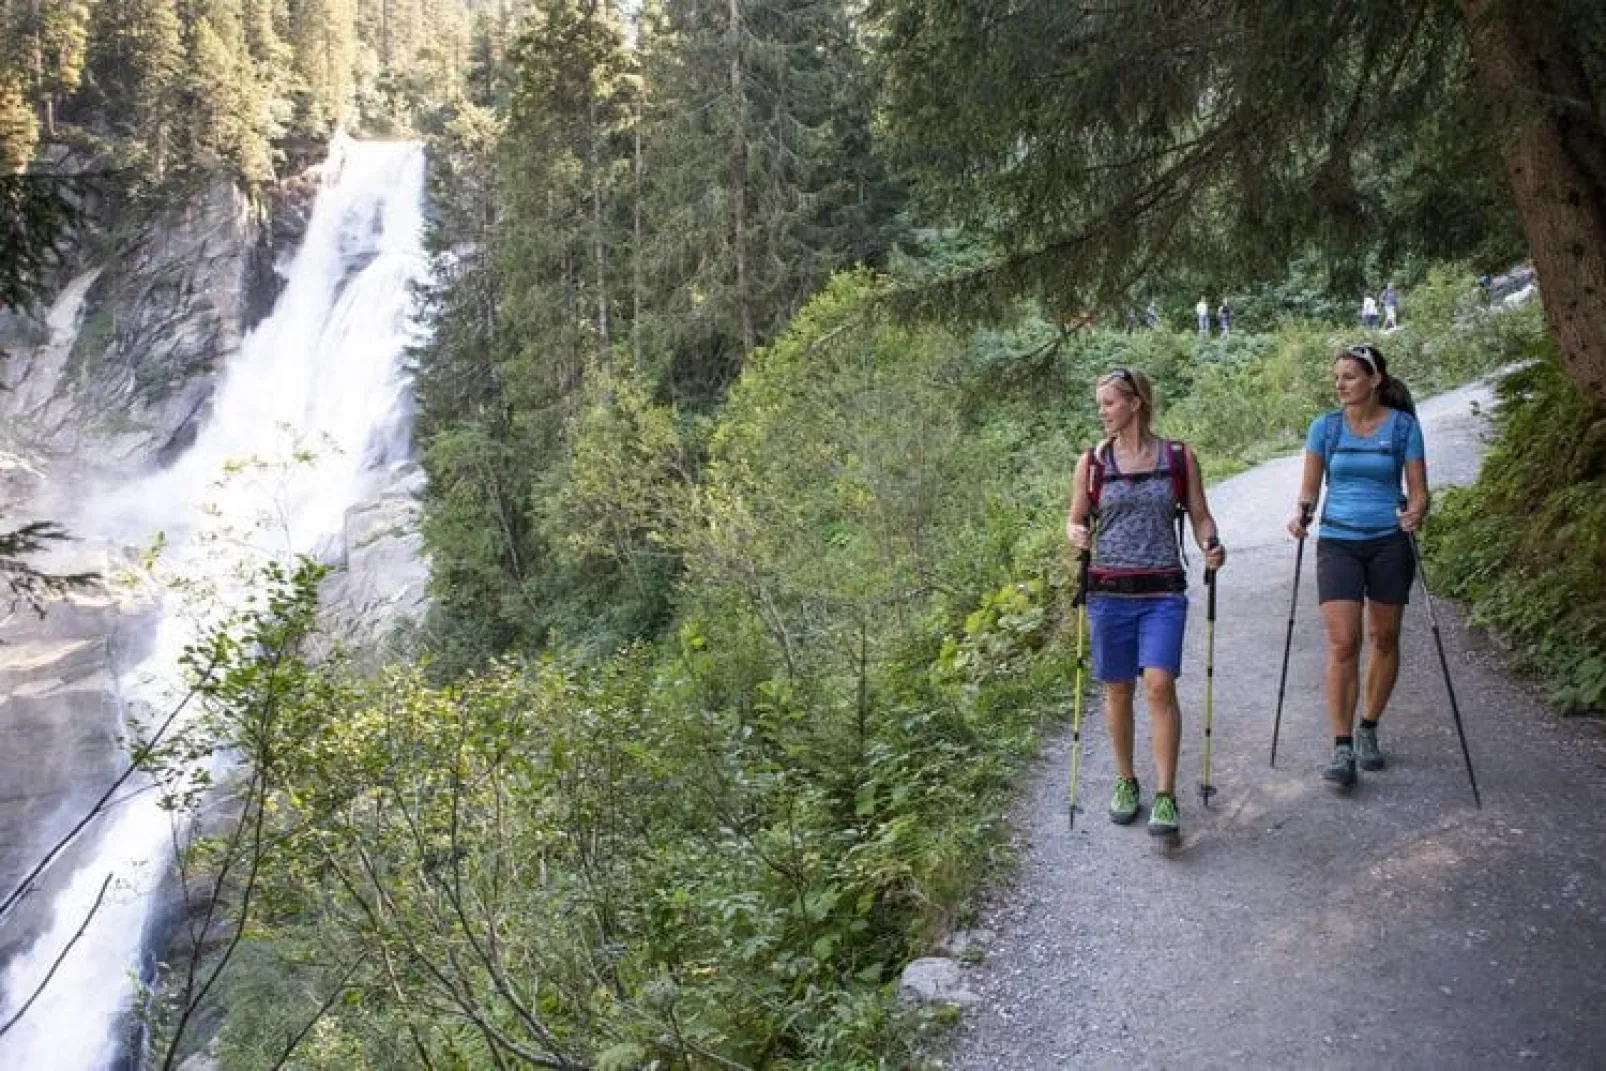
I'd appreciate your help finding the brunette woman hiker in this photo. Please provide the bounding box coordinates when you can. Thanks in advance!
[1287,342,1427,787]
[1066,368,1226,837]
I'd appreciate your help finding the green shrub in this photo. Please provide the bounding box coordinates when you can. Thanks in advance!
[1425,357,1606,713]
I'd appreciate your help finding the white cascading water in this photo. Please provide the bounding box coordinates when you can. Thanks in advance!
[0,137,427,1069]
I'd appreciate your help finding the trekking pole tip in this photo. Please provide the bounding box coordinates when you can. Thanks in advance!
[1198,782,1217,807]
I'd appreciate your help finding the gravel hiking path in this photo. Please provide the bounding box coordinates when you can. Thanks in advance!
[945,377,1606,1070]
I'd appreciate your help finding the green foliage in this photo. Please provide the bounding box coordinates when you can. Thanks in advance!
[537,364,690,656]
[207,274,1070,1066]
[0,517,99,612]
[0,0,483,205]
[1425,358,1606,713]
[178,3,275,182]
[872,0,1516,315]
[412,0,905,669]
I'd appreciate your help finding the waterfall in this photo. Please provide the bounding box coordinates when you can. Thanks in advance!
[0,136,428,1069]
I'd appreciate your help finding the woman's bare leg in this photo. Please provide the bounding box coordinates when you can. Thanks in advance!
[1321,600,1364,737]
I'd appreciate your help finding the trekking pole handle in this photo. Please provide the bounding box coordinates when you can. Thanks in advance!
[1298,501,1315,533]
[1204,536,1220,614]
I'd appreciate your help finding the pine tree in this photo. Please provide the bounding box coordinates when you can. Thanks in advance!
[287,0,356,132]
[239,0,296,143]
[179,0,274,181]
[85,0,184,173]
[497,0,634,416]
[0,70,39,172]
[638,0,899,405]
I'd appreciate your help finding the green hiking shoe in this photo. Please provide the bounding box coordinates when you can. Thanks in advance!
[1355,725,1385,771]
[1108,777,1141,825]
[1147,792,1179,837]
[1322,743,1358,787]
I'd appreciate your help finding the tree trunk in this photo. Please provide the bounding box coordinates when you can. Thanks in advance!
[1464,0,1606,406]
[633,98,643,375]
[590,97,610,364]
[381,0,392,68]
[728,0,754,356]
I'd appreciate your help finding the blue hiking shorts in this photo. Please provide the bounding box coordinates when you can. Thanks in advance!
[1088,593,1188,682]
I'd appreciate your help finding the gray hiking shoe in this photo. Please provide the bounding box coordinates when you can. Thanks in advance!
[1109,777,1141,825]
[1355,725,1385,771]
[1147,792,1179,837]
[1321,743,1358,787]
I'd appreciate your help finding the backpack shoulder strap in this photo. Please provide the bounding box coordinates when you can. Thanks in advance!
[1164,440,1189,507]
[1390,409,1416,492]
[1390,410,1414,458]
[1321,409,1343,482]
[1165,440,1190,563]
[1084,444,1106,515]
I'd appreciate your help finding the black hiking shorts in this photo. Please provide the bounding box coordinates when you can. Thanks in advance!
[1316,531,1414,606]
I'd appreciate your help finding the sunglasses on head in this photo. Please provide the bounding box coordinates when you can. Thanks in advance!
[1343,344,1380,372]
[1103,367,1136,388]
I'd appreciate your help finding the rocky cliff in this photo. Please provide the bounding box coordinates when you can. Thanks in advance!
[0,172,308,473]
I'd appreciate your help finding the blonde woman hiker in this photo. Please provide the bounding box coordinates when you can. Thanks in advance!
[1066,368,1227,836]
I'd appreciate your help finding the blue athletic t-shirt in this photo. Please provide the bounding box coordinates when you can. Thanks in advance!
[1305,409,1425,540]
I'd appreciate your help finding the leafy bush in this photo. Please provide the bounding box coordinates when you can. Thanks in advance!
[1425,357,1606,713]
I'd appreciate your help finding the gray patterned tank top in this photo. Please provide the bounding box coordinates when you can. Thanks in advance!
[1092,442,1184,582]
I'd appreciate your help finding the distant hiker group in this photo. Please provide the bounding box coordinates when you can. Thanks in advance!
[1361,284,1401,331]
[1193,298,1233,336]
[1131,298,1232,334]
[1063,341,1475,840]
[1128,286,1406,338]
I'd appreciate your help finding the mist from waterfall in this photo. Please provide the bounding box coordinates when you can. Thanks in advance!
[0,136,427,1070]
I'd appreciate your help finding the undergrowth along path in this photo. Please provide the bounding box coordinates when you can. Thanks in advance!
[947,377,1606,1069]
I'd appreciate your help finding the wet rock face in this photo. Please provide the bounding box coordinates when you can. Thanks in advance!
[247,165,325,332]
[0,581,158,967]
[0,163,326,475]
[41,179,255,468]
[320,461,430,660]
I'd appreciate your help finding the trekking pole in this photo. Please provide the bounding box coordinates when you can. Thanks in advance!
[1407,532,1483,809]
[1199,537,1221,807]
[1068,547,1092,827]
[1270,502,1314,767]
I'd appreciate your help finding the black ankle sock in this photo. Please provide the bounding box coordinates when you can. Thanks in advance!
[1360,718,1379,731]
[1336,735,1354,748]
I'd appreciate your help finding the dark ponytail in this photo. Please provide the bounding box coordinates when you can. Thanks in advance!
[1378,373,1416,415]
[1340,343,1416,415]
